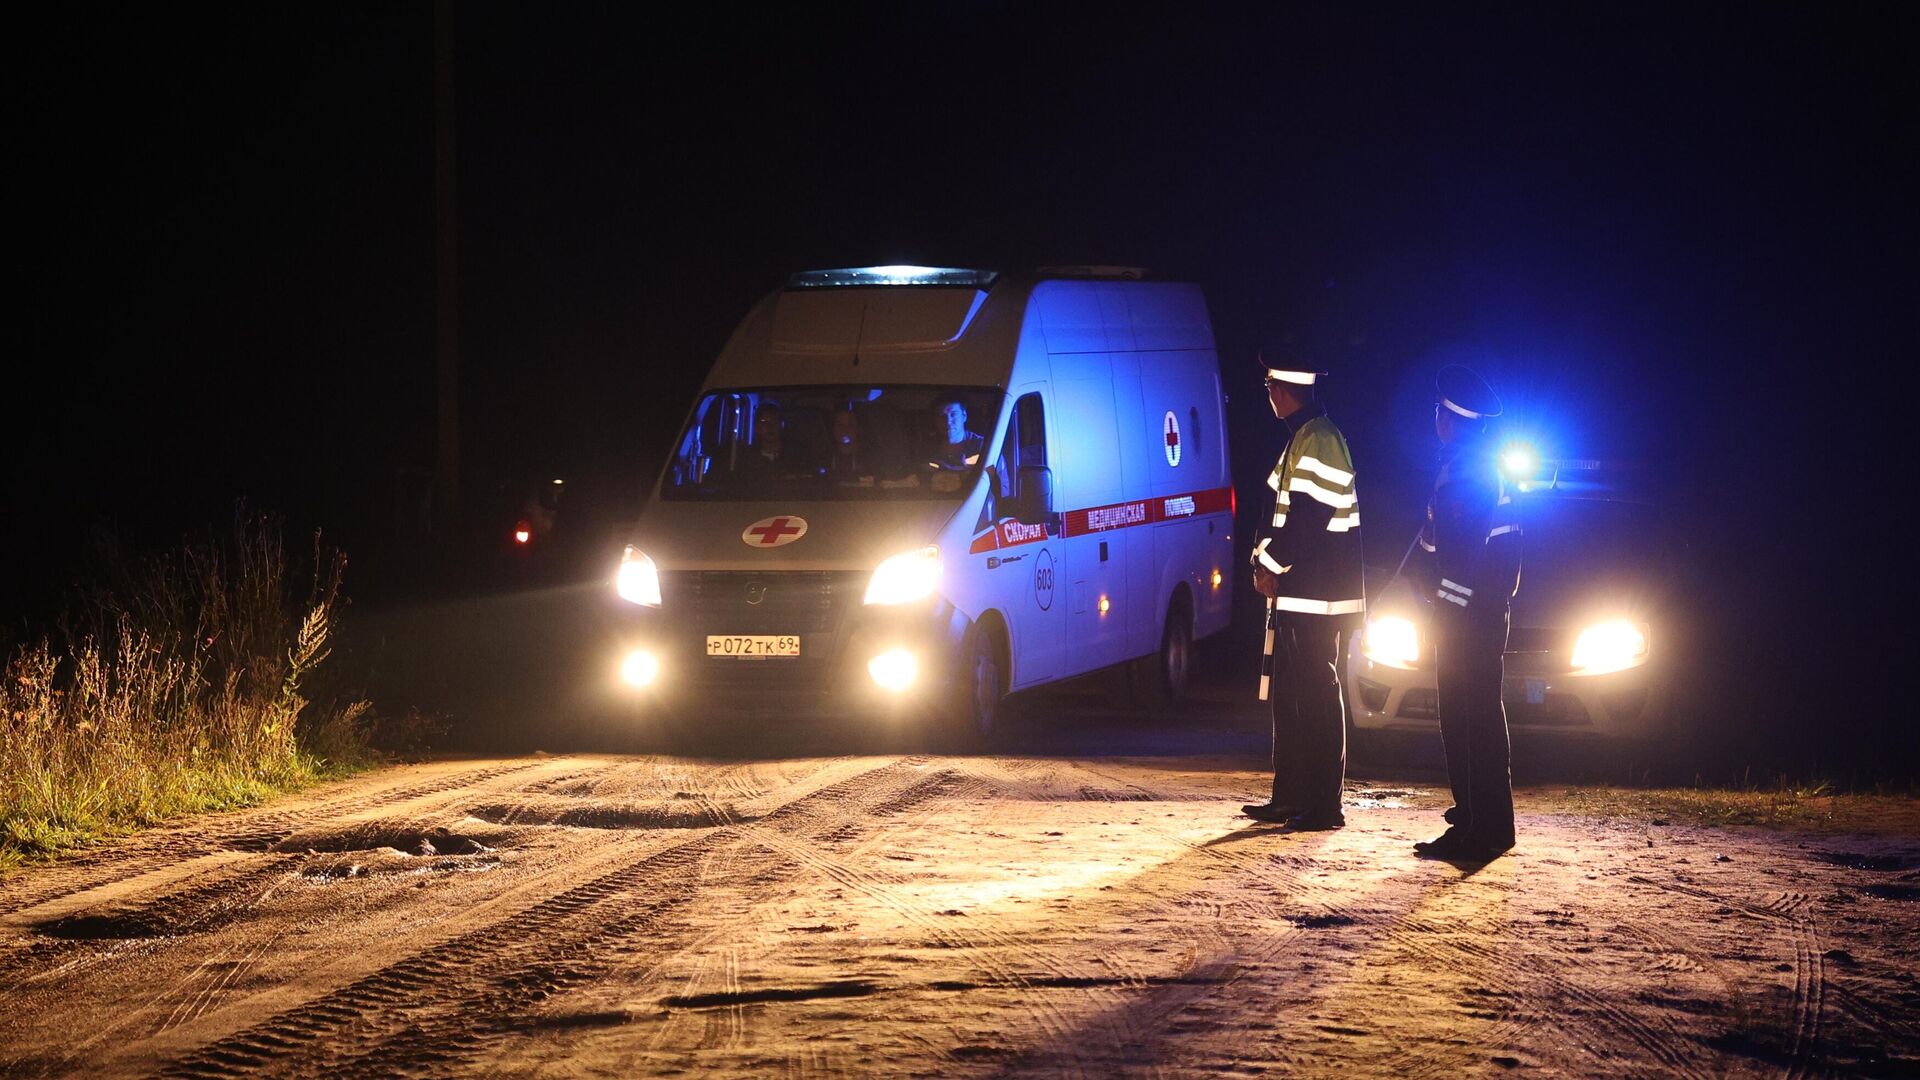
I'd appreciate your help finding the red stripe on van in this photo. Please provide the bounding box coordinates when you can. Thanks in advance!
[969,485,1233,553]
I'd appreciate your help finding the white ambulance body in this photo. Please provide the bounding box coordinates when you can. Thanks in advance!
[610,266,1234,741]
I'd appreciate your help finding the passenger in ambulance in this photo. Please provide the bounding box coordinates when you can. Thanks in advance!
[826,404,876,486]
[737,402,812,482]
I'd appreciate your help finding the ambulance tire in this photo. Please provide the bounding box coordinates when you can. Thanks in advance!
[1133,592,1192,711]
[944,622,1006,750]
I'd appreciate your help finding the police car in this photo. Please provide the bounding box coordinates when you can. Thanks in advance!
[1346,460,1687,754]
[609,266,1236,744]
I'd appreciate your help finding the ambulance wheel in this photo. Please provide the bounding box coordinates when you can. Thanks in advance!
[1134,593,1192,710]
[946,623,1005,749]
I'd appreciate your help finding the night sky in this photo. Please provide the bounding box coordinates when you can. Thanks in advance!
[12,6,1912,771]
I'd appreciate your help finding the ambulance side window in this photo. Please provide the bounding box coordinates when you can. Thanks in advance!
[673,396,721,485]
[996,392,1047,502]
[1016,393,1048,471]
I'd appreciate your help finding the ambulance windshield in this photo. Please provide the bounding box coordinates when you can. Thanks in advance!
[661,385,1003,501]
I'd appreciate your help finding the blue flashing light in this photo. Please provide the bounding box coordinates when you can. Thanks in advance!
[787,266,999,289]
[1500,442,1539,480]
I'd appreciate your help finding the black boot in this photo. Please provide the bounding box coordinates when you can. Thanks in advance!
[1415,825,1510,861]
[1241,801,1300,823]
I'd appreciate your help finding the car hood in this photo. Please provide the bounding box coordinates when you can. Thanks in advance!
[1512,574,1669,630]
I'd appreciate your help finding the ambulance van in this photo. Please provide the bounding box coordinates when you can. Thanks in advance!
[609,266,1234,743]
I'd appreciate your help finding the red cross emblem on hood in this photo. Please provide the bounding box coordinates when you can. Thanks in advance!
[742,515,808,547]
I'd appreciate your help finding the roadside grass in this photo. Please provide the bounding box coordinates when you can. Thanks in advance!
[1555,781,1920,833]
[0,517,382,875]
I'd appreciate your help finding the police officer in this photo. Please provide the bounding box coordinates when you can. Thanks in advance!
[1413,364,1523,859]
[1242,359,1365,830]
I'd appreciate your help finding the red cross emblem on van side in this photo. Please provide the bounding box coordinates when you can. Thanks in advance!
[742,515,808,547]
[1163,411,1182,467]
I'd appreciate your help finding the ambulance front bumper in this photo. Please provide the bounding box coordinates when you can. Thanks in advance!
[606,570,969,719]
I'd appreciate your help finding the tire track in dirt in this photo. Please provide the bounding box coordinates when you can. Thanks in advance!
[994,762,1517,1073]
[1427,931,1703,1076]
[0,857,304,991]
[159,928,290,1035]
[220,760,560,851]
[1099,810,1706,1078]
[158,757,940,1078]
[1072,833,1340,1072]
[1626,873,1829,1077]
[731,764,1102,1055]
[1031,761,1344,1069]
[3,756,723,1075]
[333,757,962,1075]
[739,756,1267,1071]
[1618,918,1748,1005]
[0,761,555,914]
[1826,982,1920,1050]
[608,759,1048,1072]
[391,758,1084,1075]
[1,759,594,1005]
[1058,759,1708,1076]
[834,759,1187,1002]
[913,758,1308,1074]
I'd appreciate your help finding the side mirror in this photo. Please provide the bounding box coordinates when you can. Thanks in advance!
[1009,465,1057,526]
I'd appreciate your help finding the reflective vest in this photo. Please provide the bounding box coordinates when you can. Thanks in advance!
[1250,406,1366,621]
[1416,432,1522,618]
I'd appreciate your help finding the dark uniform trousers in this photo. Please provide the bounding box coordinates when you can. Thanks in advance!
[1434,606,1514,845]
[1269,619,1346,816]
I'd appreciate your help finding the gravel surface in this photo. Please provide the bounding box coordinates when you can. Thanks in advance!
[3,751,1917,1076]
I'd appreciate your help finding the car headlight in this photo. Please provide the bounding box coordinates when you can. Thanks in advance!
[615,546,662,606]
[864,546,942,605]
[1360,615,1420,669]
[1570,620,1648,675]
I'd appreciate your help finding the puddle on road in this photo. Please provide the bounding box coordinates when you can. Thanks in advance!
[1812,850,1920,872]
[39,909,171,940]
[273,822,513,857]
[298,851,503,881]
[271,821,522,882]
[1348,789,1414,809]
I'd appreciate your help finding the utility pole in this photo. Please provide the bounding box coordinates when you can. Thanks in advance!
[433,0,461,545]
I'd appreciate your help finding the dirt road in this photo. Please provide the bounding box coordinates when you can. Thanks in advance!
[4,751,1918,1076]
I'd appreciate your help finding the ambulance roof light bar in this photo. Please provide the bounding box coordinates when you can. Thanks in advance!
[787,266,999,289]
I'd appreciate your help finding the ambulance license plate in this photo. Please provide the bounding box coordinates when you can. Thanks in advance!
[706,635,800,658]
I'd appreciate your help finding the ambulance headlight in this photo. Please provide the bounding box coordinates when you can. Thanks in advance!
[1570,620,1648,675]
[620,649,660,687]
[863,546,942,605]
[867,648,919,691]
[615,546,662,607]
[1361,615,1420,669]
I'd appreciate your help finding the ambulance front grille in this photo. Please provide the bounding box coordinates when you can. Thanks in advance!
[659,570,860,635]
